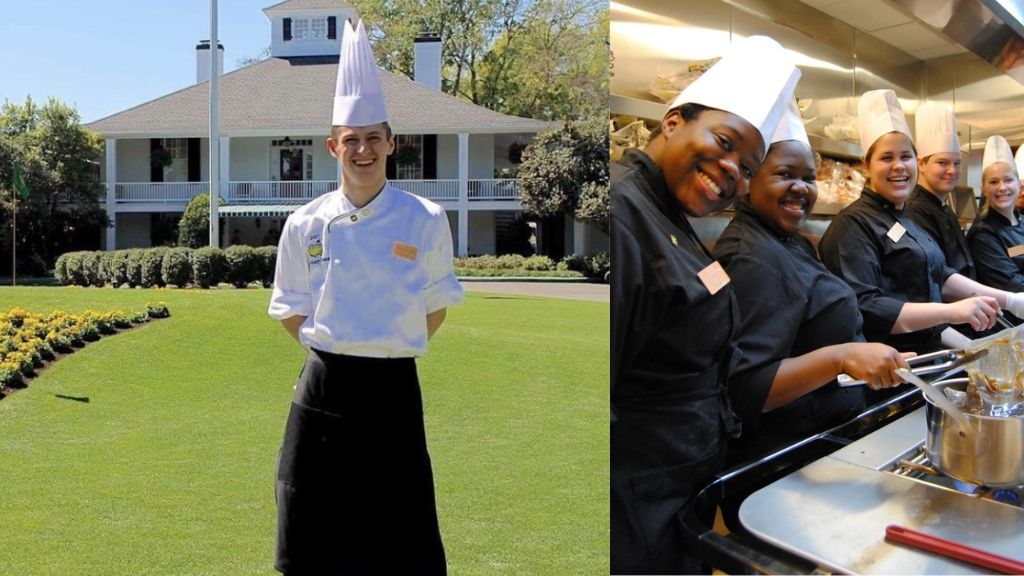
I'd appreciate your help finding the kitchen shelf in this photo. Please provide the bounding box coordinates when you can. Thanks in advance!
[808,134,862,161]
[611,94,666,121]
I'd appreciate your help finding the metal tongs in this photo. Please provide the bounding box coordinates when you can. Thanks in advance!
[837,348,989,387]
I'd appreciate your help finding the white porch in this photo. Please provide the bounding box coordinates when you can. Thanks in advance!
[102,132,535,256]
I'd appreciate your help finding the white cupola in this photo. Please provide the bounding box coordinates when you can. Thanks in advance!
[263,0,360,59]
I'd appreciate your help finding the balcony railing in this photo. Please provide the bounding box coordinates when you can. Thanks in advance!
[111,179,520,204]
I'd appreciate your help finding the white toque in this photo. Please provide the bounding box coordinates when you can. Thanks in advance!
[914,101,960,158]
[770,97,809,146]
[858,89,912,155]
[667,35,801,160]
[332,19,389,127]
[983,135,1014,174]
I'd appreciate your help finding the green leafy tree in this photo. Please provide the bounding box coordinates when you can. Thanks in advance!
[177,193,225,248]
[0,96,107,276]
[517,117,608,232]
[350,0,607,121]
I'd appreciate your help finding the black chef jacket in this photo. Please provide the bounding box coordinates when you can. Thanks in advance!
[904,185,975,279]
[714,204,865,462]
[611,148,742,575]
[967,208,1024,293]
[819,187,956,354]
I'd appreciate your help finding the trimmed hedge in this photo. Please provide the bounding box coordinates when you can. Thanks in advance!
[162,247,193,287]
[192,247,229,288]
[224,245,260,288]
[53,246,275,289]
[52,247,606,286]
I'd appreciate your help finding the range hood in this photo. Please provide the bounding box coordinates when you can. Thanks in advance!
[892,0,1024,86]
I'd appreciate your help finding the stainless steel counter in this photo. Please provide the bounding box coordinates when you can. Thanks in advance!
[739,408,1024,574]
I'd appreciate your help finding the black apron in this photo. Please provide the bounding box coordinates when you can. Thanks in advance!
[611,150,741,575]
[275,350,446,575]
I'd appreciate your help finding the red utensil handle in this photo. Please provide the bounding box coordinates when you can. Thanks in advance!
[886,525,1024,574]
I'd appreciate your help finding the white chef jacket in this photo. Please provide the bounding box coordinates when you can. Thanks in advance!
[268,183,463,358]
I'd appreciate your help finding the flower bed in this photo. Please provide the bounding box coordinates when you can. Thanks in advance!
[0,303,170,392]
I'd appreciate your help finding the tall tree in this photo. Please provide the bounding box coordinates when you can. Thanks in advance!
[349,0,607,121]
[517,117,609,232]
[0,97,107,276]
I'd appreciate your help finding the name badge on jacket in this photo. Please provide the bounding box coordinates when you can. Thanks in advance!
[887,222,906,243]
[698,261,730,295]
[393,241,419,261]
[1008,245,1024,258]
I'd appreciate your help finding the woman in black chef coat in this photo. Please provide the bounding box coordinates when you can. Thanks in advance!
[818,90,1018,366]
[968,136,1024,303]
[609,37,912,575]
[713,109,911,462]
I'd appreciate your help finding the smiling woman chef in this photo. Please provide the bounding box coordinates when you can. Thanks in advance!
[712,100,911,463]
[967,136,1024,305]
[818,90,1024,400]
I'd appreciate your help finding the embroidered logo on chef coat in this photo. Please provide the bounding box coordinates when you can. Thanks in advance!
[307,234,324,263]
[393,241,419,261]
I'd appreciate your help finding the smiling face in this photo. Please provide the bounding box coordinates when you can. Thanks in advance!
[865,131,917,208]
[651,107,764,217]
[917,152,961,196]
[982,162,1021,217]
[327,123,395,196]
[749,140,818,236]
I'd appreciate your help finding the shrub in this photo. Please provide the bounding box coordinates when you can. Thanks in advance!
[125,249,145,287]
[162,247,193,287]
[0,362,23,388]
[109,250,131,287]
[64,252,88,286]
[83,251,104,286]
[140,247,169,288]
[192,247,228,288]
[98,251,115,286]
[587,252,610,279]
[255,246,277,288]
[521,255,555,271]
[558,254,588,273]
[54,253,71,285]
[178,193,224,248]
[224,245,260,288]
[146,302,170,319]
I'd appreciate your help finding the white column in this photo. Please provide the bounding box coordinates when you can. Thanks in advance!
[105,138,117,250]
[219,136,230,201]
[457,132,469,257]
[572,218,585,256]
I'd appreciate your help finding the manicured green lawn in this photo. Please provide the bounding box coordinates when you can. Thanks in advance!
[0,286,608,575]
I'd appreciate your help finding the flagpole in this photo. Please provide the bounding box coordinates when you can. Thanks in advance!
[11,192,15,287]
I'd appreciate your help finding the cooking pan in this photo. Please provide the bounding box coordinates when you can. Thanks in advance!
[926,377,1024,487]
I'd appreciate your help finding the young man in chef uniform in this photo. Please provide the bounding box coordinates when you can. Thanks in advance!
[268,18,463,575]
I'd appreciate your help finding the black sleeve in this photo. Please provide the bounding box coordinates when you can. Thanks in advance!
[610,210,667,421]
[720,253,792,425]
[969,226,1024,292]
[819,217,905,342]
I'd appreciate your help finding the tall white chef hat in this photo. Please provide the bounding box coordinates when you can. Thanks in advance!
[667,35,801,159]
[858,89,912,155]
[1015,142,1024,178]
[332,19,388,127]
[770,97,809,146]
[914,102,960,158]
[983,135,1014,174]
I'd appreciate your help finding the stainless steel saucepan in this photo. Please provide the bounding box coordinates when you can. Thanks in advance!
[926,377,1024,487]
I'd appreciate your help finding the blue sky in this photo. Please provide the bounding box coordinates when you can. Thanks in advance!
[0,1,279,123]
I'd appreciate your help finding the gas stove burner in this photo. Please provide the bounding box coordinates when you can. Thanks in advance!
[888,443,1024,509]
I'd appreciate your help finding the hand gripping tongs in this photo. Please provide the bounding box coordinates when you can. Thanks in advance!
[837,347,989,387]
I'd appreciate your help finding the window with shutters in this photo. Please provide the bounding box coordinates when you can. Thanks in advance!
[291,17,328,40]
[161,138,189,182]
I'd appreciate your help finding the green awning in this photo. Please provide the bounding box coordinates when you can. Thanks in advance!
[219,204,303,217]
